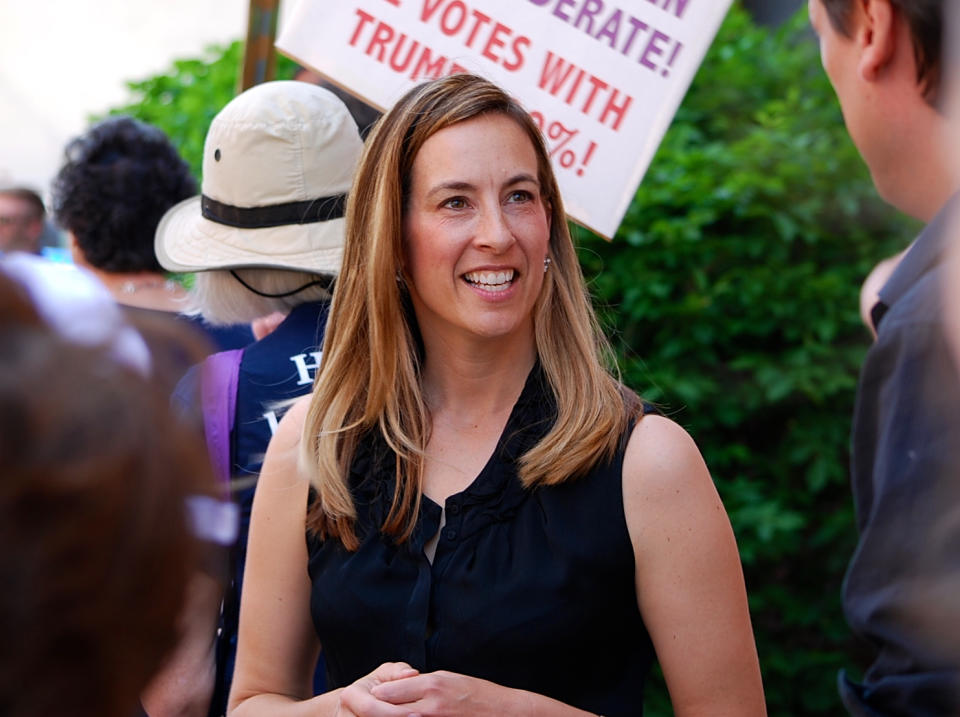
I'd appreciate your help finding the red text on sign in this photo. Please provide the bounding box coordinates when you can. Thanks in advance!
[349,6,530,78]
[419,0,531,71]
[350,9,470,79]
[529,111,599,178]
[538,52,633,131]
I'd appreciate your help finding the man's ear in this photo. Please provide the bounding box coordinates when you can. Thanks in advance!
[858,0,897,82]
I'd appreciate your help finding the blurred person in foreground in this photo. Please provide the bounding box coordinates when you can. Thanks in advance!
[0,265,229,717]
[155,79,363,717]
[51,116,253,361]
[228,73,765,717]
[0,186,47,255]
[808,0,960,712]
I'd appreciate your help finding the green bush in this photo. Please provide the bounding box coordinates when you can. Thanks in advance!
[107,5,917,714]
[105,41,300,178]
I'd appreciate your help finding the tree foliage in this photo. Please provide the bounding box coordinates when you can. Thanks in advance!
[106,41,300,178]
[108,5,917,714]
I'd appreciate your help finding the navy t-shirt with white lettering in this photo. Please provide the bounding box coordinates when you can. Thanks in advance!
[232,300,327,488]
[198,299,330,716]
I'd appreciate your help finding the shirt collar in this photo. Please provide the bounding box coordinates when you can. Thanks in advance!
[873,194,960,332]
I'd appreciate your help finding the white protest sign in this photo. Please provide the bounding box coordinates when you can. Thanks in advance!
[277,0,731,239]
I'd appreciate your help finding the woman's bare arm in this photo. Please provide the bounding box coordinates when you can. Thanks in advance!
[227,399,423,717]
[623,414,766,716]
[227,397,341,715]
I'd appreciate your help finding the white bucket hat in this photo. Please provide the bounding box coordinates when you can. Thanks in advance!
[155,80,363,275]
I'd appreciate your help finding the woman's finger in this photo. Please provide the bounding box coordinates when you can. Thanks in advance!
[368,661,420,685]
[342,690,420,717]
[370,674,430,704]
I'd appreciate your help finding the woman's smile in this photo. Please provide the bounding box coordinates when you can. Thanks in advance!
[462,267,518,296]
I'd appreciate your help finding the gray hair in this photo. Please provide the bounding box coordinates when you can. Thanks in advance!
[188,268,331,325]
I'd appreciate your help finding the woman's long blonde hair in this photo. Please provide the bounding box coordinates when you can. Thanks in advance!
[302,73,638,549]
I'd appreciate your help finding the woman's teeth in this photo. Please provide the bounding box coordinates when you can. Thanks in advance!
[464,270,515,292]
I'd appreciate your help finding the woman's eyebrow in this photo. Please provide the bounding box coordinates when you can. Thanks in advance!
[426,181,475,199]
[425,173,539,200]
[504,173,539,188]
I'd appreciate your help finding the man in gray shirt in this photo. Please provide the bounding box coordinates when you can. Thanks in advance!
[808,0,960,713]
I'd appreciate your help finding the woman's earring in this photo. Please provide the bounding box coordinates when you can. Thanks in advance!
[543,257,552,273]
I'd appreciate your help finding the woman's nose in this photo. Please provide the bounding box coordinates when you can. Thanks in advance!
[474,208,515,252]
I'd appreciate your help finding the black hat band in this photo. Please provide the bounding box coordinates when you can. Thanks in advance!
[201,193,346,229]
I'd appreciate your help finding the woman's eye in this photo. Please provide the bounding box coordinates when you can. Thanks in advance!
[507,190,533,203]
[442,197,467,210]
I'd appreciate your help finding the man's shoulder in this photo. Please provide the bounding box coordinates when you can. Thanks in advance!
[875,260,946,339]
[857,257,954,445]
[861,259,959,435]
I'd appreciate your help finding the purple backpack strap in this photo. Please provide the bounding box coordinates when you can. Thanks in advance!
[200,348,244,489]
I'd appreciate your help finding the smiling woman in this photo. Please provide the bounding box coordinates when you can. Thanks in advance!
[227,73,766,717]
[403,113,550,346]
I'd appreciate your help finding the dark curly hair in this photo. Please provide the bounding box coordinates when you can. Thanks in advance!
[52,117,197,273]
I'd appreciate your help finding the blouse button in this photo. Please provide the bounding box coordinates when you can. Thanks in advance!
[448,503,461,516]
[443,528,457,541]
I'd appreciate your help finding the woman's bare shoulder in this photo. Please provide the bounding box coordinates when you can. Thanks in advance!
[619,412,728,548]
[622,413,710,498]
[257,394,313,492]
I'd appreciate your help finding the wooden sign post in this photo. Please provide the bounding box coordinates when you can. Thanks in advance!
[240,0,281,92]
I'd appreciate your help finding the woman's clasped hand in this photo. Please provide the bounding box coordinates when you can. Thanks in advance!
[337,664,488,717]
[336,663,598,717]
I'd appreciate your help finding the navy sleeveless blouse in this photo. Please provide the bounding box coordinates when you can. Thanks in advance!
[307,368,656,716]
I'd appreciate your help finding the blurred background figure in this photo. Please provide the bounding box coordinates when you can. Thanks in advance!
[0,265,226,717]
[154,79,363,716]
[52,117,194,312]
[0,186,47,255]
[0,252,151,375]
[51,116,253,363]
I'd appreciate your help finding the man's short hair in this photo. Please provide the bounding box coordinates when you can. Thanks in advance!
[0,187,45,220]
[819,0,943,100]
